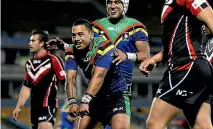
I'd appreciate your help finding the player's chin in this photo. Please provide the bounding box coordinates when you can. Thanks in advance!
[29,49,35,52]
[109,14,120,19]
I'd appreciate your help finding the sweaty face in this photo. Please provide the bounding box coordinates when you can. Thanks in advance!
[107,0,124,19]
[72,25,92,50]
[29,34,44,53]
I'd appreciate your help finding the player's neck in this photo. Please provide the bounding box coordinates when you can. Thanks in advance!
[109,15,125,24]
[34,49,48,59]
[89,39,94,50]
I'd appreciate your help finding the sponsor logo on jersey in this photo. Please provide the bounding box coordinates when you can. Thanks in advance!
[122,32,129,41]
[108,27,120,31]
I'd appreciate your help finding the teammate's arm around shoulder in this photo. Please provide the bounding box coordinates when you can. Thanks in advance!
[13,61,31,121]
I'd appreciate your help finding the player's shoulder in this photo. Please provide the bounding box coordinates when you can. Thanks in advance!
[25,57,33,65]
[49,54,63,62]
[126,17,147,29]
[94,37,114,56]
[64,44,75,60]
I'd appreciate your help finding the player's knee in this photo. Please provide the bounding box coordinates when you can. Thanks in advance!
[193,120,212,129]
[38,122,53,129]
[146,118,155,129]
[193,124,212,129]
[146,118,165,129]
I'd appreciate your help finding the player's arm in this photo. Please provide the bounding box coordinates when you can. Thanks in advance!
[135,41,150,62]
[197,6,213,33]
[13,63,31,121]
[178,0,213,33]
[134,24,150,62]
[15,86,31,110]
[139,50,164,75]
[64,52,79,107]
[86,67,108,96]
[150,50,164,63]
[81,45,114,104]
[66,69,77,102]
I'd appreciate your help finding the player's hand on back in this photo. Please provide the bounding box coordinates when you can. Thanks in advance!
[139,58,156,77]
[12,108,21,121]
[111,49,127,65]
[69,104,79,117]
[46,37,68,51]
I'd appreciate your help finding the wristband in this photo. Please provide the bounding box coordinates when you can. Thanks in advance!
[68,97,76,105]
[81,93,94,104]
[126,52,138,62]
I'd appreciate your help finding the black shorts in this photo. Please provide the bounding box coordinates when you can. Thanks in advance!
[156,59,212,109]
[87,91,131,126]
[31,106,57,129]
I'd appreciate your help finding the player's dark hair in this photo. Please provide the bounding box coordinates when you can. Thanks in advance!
[32,29,49,49]
[72,19,92,32]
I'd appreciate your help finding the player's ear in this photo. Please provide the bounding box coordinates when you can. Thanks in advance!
[90,31,94,41]
[40,41,46,48]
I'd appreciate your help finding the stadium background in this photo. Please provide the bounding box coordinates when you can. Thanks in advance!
[1,0,213,129]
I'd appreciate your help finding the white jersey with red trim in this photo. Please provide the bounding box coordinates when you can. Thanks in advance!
[161,0,211,67]
[23,52,65,108]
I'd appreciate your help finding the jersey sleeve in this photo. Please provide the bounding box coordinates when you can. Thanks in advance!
[64,47,78,70]
[51,55,66,81]
[22,61,32,88]
[94,41,115,69]
[177,0,210,16]
[132,22,149,42]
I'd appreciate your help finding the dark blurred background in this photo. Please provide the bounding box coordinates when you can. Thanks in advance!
[2,0,212,128]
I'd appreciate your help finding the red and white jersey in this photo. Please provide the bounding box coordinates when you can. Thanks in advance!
[161,0,211,67]
[23,52,65,108]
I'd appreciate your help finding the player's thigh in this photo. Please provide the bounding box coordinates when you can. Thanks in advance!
[38,122,53,129]
[147,98,180,128]
[111,113,130,129]
[183,102,212,128]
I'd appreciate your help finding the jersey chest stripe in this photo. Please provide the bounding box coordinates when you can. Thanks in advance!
[92,21,111,40]
[43,75,55,107]
[113,23,145,44]
[185,17,197,59]
[29,58,50,72]
[88,40,111,66]
[97,45,115,56]
[114,28,144,46]
[27,63,51,83]
[169,15,184,57]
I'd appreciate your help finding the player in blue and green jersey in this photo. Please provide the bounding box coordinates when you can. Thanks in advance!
[63,19,130,129]
[92,0,150,94]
